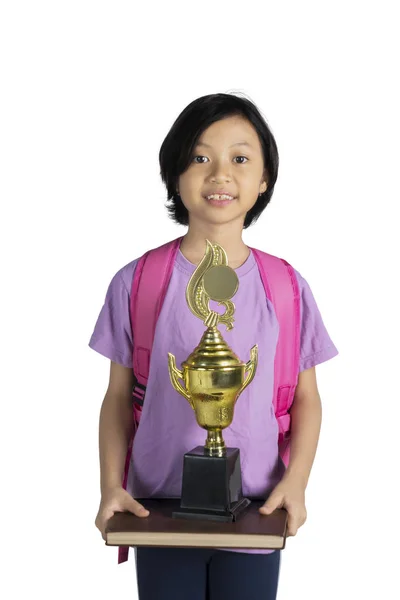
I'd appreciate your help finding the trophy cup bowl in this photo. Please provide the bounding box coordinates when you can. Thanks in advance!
[168,325,258,456]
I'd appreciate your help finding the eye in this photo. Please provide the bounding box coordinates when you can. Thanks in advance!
[192,155,249,164]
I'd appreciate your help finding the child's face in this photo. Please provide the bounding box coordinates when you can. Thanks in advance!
[178,115,268,228]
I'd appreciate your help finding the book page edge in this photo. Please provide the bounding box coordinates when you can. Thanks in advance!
[106,532,283,549]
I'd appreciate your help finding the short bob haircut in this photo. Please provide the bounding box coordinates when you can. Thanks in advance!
[159,92,279,229]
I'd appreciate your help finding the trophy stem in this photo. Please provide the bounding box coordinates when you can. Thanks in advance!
[205,428,226,457]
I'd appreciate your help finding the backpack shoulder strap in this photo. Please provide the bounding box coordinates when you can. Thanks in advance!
[250,248,301,467]
[118,236,182,565]
[130,236,183,386]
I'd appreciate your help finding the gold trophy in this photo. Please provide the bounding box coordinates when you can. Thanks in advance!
[168,240,258,522]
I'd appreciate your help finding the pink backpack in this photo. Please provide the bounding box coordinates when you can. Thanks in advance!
[118,236,300,563]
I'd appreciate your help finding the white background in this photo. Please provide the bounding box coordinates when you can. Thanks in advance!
[1,1,399,598]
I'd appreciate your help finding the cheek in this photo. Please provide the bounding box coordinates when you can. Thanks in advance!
[239,195,259,213]
[179,176,203,199]
[179,193,203,213]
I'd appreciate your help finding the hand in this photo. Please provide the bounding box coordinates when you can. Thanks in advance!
[95,486,149,541]
[259,475,307,537]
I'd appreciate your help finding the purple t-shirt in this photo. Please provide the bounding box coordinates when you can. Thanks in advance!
[89,247,339,554]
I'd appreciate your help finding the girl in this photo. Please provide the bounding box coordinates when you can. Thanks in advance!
[89,93,339,600]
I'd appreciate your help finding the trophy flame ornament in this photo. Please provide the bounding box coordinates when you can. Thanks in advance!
[168,240,258,457]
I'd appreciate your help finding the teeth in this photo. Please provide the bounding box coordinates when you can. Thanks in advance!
[206,194,234,200]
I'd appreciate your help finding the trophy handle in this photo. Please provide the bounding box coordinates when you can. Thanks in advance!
[237,345,258,398]
[167,353,194,410]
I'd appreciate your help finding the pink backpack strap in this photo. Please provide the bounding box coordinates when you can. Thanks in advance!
[131,236,183,387]
[118,236,182,564]
[250,248,301,468]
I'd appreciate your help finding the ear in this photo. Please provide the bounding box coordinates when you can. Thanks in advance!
[260,181,268,194]
[260,173,268,194]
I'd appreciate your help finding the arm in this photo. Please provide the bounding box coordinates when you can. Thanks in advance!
[99,360,135,494]
[95,361,149,540]
[285,365,322,489]
[259,366,322,536]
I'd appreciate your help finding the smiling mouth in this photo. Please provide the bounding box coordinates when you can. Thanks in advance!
[204,195,236,206]
[206,198,234,206]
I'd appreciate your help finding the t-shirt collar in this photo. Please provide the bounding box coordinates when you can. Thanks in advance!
[176,243,256,277]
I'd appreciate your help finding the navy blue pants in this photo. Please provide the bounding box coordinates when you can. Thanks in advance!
[135,547,281,599]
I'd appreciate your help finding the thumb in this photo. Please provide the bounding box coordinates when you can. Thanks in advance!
[128,498,150,518]
[259,492,283,515]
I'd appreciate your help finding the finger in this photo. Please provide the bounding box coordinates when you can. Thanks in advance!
[286,513,298,537]
[95,512,111,534]
[259,494,283,515]
[130,499,150,517]
[98,511,114,540]
[94,517,109,542]
[287,504,307,535]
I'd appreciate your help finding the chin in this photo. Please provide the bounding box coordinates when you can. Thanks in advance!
[201,211,246,227]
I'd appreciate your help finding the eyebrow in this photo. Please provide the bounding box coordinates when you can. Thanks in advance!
[195,141,253,149]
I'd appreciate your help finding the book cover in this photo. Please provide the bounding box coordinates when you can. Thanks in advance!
[105,499,288,549]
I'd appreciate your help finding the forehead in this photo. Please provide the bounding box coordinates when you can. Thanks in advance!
[195,116,260,150]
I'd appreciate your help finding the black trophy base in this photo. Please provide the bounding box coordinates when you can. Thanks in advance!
[172,446,251,522]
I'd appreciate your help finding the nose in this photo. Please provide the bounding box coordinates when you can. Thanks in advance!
[209,158,232,182]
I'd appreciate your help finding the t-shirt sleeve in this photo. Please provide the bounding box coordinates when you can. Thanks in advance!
[294,269,339,372]
[88,268,133,368]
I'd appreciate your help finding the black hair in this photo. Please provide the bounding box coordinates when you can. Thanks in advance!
[159,92,279,229]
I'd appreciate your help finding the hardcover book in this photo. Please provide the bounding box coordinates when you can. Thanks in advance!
[105,499,288,550]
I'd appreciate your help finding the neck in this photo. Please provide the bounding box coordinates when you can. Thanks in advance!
[179,218,250,268]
